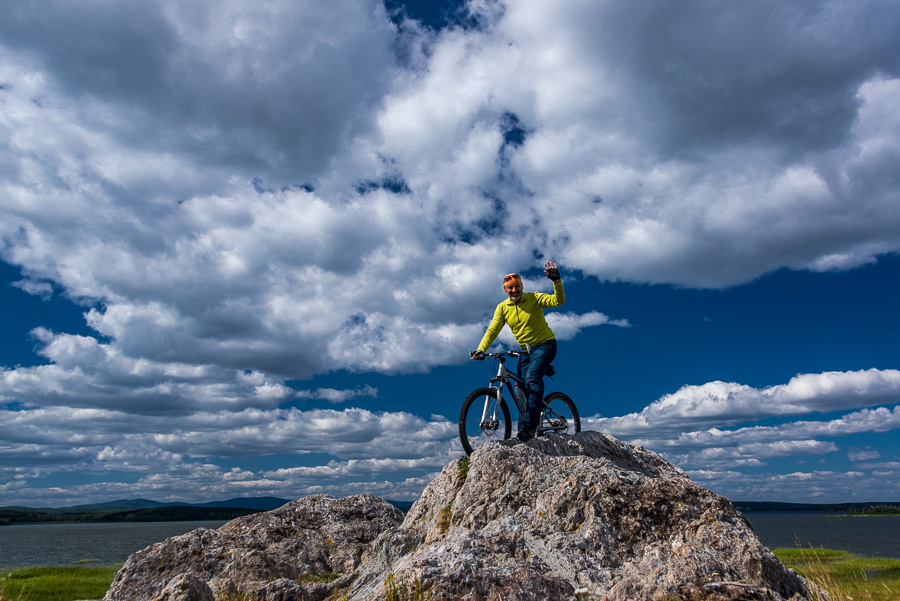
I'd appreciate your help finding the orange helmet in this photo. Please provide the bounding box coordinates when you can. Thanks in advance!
[503,273,522,290]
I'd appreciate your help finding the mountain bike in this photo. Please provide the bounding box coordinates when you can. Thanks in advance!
[459,349,580,455]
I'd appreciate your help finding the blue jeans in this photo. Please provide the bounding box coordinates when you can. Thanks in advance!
[516,339,557,433]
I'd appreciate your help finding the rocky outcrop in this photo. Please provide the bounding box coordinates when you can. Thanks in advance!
[105,432,819,601]
[350,432,817,600]
[104,493,403,601]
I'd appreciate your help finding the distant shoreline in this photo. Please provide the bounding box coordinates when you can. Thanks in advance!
[0,505,264,526]
[734,500,900,514]
[3,497,896,525]
[0,497,414,525]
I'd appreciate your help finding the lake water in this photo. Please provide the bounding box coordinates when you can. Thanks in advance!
[0,513,898,570]
[0,521,227,570]
[743,512,900,559]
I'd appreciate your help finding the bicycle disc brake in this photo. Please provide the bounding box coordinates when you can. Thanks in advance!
[544,409,567,430]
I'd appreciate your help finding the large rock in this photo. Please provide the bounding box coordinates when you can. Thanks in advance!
[104,493,403,601]
[105,432,820,601]
[349,432,816,600]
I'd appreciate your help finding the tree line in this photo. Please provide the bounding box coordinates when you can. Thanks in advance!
[844,505,900,516]
[0,505,263,525]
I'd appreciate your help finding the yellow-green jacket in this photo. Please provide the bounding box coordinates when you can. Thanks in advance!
[476,280,565,352]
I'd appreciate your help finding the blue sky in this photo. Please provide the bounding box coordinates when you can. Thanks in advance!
[1,0,899,506]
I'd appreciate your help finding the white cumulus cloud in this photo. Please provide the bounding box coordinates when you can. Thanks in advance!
[1,0,899,505]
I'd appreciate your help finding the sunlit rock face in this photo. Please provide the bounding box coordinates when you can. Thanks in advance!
[105,431,818,601]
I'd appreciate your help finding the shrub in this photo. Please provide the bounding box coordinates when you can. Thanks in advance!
[456,456,470,482]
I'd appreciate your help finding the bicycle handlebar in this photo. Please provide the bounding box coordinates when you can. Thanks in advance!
[470,348,530,360]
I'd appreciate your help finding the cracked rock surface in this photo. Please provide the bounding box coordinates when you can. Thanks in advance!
[105,431,818,600]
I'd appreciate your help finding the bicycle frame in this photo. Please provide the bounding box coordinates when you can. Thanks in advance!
[482,351,570,435]
[488,359,528,417]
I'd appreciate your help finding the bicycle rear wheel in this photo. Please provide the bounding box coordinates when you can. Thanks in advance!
[541,392,580,436]
[459,387,512,455]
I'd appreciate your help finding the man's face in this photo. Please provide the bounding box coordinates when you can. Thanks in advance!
[504,281,523,303]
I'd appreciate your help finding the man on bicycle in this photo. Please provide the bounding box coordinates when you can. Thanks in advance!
[470,261,564,441]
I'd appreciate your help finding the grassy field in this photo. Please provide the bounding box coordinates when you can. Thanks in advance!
[0,564,120,601]
[1,550,898,601]
[774,547,900,601]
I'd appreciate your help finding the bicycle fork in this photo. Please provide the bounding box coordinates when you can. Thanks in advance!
[481,361,512,428]
[480,388,498,426]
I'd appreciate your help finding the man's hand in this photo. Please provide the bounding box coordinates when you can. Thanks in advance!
[544,261,560,282]
[470,350,485,361]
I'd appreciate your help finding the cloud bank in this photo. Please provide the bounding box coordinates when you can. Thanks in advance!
[583,368,900,499]
[2,367,898,505]
[1,0,899,504]
[2,0,899,379]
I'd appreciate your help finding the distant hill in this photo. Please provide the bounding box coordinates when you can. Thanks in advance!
[0,505,265,526]
[0,497,290,525]
[193,497,293,510]
[68,498,170,510]
[0,497,415,525]
[67,496,291,511]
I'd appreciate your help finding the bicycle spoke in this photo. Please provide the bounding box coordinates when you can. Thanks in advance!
[459,388,511,455]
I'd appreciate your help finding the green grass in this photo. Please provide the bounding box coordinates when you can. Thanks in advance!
[436,505,452,535]
[0,565,121,601]
[774,547,900,601]
[0,567,346,601]
[774,547,851,561]
[383,571,436,601]
[298,572,341,585]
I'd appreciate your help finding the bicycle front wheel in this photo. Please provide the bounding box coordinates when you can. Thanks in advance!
[542,392,580,436]
[459,387,512,455]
